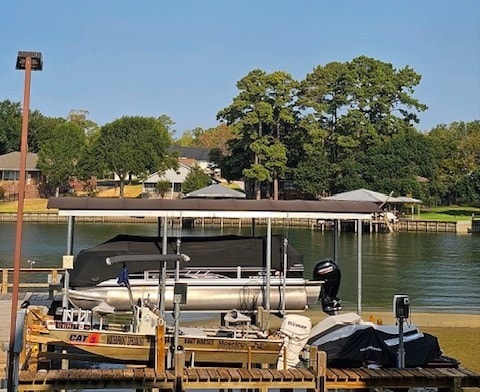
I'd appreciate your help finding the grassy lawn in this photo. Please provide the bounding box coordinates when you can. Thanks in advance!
[0,198,50,213]
[416,206,480,221]
[0,185,144,213]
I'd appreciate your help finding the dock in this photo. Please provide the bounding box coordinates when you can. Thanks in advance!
[15,366,480,392]
[1,293,479,391]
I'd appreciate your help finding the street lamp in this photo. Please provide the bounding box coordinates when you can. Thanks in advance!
[7,51,43,391]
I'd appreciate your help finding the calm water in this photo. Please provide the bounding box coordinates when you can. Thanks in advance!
[0,222,479,314]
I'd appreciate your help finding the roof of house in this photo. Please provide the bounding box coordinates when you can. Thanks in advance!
[184,184,246,199]
[170,146,211,161]
[0,151,39,171]
[323,188,422,204]
[143,161,191,183]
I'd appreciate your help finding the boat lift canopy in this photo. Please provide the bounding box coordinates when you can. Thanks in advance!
[47,198,381,220]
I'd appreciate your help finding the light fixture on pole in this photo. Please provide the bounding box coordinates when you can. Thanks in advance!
[7,51,43,391]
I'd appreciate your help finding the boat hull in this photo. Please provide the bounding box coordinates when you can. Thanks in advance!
[68,277,322,312]
[47,327,284,367]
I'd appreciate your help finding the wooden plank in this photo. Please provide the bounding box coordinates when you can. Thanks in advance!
[295,367,316,381]
[341,368,362,381]
[415,367,439,379]
[226,368,242,381]
[257,369,273,381]
[43,369,59,381]
[266,368,285,381]
[206,368,220,381]
[68,369,80,380]
[427,368,450,379]
[237,367,252,380]
[123,367,135,379]
[143,367,156,380]
[286,368,305,381]
[184,368,199,381]
[380,368,405,379]
[248,368,262,381]
[56,369,70,380]
[18,370,35,382]
[352,368,373,380]
[195,367,211,381]
[132,367,145,379]
[330,368,353,381]
[217,367,232,381]
[279,369,295,381]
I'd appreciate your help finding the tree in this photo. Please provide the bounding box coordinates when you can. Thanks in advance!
[37,122,86,196]
[155,180,172,199]
[92,116,176,198]
[217,69,297,199]
[428,121,480,205]
[0,100,22,154]
[28,112,66,152]
[182,165,211,194]
[296,56,428,196]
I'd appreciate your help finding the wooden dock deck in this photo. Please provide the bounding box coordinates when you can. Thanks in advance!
[16,365,480,391]
[1,294,479,391]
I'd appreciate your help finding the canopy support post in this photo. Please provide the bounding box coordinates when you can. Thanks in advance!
[357,219,363,315]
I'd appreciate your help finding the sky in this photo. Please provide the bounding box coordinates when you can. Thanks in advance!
[1,1,479,137]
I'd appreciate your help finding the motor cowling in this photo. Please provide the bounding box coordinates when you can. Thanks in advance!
[313,259,341,315]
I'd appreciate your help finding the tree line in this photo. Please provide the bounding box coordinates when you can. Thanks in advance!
[0,56,479,205]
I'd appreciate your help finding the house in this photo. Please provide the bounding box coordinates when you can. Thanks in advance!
[0,151,41,182]
[0,152,42,198]
[142,161,192,199]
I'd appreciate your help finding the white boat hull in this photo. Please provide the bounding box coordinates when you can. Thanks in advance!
[68,277,322,312]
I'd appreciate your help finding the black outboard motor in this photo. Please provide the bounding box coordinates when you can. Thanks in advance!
[313,259,342,315]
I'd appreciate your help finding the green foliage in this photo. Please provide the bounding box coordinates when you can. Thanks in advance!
[91,116,176,198]
[182,165,211,194]
[0,100,22,154]
[37,122,86,195]
[28,112,66,152]
[217,69,297,199]
[0,185,5,199]
[427,121,480,205]
[155,180,171,198]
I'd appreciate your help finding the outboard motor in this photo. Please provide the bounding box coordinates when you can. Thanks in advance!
[277,314,312,369]
[313,259,341,314]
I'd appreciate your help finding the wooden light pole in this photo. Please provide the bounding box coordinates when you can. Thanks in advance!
[7,51,43,391]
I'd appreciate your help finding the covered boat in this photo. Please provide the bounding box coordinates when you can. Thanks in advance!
[67,235,342,314]
[307,313,459,368]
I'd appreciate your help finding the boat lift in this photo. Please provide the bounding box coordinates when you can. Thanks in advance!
[48,197,382,316]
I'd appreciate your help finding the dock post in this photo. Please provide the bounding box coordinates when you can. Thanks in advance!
[315,350,327,392]
[155,321,165,373]
[174,350,185,392]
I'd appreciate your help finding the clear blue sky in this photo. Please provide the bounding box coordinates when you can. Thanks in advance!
[1,1,479,137]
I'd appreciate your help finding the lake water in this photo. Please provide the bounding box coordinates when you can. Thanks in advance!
[0,221,479,314]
